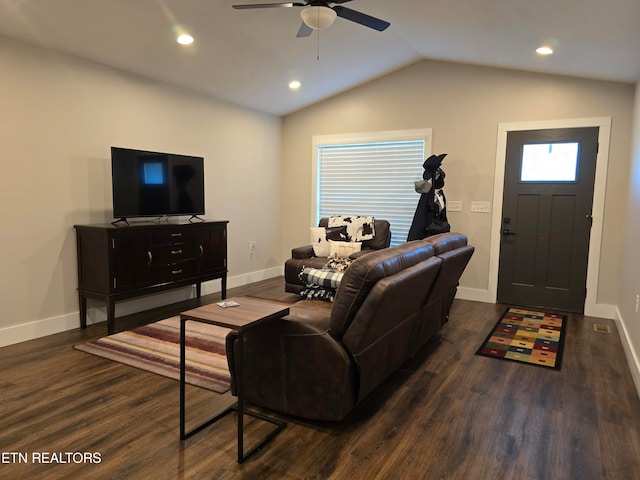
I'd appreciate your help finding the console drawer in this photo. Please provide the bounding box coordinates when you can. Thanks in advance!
[152,229,197,245]
[151,243,199,264]
[152,260,197,282]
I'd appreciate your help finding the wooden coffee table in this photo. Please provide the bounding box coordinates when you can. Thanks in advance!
[179,296,290,463]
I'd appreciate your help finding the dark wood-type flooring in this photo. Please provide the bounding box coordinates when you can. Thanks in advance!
[1,277,640,479]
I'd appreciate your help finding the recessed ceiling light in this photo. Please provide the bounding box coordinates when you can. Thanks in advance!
[536,46,554,56]
[177,33,194,45]
[289,80,301,90]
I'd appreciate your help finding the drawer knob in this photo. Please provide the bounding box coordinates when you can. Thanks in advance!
[171,249,183,255]
[171,269,183,275]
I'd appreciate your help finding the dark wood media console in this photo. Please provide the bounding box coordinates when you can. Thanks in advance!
[74,220,228,334]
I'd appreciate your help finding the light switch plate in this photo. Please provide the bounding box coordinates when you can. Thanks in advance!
[447,201,462,212]
[471,201,491,213]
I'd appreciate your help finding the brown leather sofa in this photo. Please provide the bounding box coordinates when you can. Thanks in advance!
[226,232,474,422]
[284,217,392,294]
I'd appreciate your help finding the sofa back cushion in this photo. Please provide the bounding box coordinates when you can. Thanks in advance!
[425,232,468,254]
[329,240,435,337]
[319,218,391,250]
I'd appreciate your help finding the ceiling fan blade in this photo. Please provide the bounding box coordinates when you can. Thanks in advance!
[333,6,390,31]
[232,2,306,9]
[296,21,313,37]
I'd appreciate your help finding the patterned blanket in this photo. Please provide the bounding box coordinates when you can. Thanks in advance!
[300,267,344,289]
[299,258,351,302]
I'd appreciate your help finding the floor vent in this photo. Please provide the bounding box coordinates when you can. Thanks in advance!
[593,323,611,334]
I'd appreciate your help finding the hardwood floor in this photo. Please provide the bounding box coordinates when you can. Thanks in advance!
[1,277,640,479]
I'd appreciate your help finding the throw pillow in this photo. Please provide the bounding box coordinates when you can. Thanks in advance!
[310,226,348,256]
[310,227,330,257]
[325,226,348,242]
[328,215,375,242]
[328,240,362,258]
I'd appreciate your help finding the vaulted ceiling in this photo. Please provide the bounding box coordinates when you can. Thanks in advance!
[0,0,638,115]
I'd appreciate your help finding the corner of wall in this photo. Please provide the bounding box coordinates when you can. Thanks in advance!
[455,287,494,303]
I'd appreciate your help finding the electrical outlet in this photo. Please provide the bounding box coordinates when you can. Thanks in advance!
[447,201,462,212]
[471,201,491,213]
[249,241,256,255]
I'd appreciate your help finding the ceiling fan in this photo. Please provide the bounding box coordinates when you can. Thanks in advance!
[232,1,391,38]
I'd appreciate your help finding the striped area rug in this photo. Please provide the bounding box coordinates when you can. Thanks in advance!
[74,316,232,393]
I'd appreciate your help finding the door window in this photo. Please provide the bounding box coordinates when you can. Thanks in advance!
[520,142,579,182]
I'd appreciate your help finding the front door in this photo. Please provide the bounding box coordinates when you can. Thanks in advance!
[497,127,599,313]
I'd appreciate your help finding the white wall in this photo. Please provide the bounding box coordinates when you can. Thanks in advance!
[618,84,640,395]
[281,59,635,309]
[0,37,282,345]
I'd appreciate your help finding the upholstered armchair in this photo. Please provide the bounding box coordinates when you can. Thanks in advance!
[284,216,391,294]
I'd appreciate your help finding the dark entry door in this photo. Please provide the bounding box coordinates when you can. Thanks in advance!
[497,127,599,313]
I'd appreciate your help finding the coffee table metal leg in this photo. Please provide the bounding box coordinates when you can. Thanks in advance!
[180,318,234,440]
[237,331,244,462]
[235,330,286,463]
[180,318,285,462]
[180,317,186,438]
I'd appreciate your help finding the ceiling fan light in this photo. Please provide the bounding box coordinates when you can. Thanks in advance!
[300,6,337,30]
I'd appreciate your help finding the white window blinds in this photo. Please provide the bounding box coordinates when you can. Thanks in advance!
[315,133,429,246]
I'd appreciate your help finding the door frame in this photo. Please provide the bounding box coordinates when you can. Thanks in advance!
[488,117,613,318]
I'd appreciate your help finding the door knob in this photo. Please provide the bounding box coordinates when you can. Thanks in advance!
[502,229,516,235]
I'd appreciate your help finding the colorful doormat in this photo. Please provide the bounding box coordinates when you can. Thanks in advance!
[74,316,232,393]
[475,307,567,370]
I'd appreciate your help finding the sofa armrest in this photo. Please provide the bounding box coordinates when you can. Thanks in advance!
[226,308,357,421]
[278,331,357,421]
[291,245,315,259]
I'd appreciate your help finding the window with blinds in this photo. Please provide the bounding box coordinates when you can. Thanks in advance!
[313,130,432,246]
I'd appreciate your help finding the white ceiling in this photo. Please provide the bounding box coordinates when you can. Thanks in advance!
[1,0,638,116]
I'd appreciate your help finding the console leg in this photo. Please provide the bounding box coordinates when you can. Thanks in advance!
[221,274,227,300]
[107,299,116,335]
[79,293,87,329]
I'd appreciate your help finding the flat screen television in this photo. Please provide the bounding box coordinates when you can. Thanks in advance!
[111,147,205,220]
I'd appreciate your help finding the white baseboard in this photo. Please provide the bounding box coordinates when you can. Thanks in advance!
[615,308,640,401]
[585,302,617,319]
[201,266,283,296]
[0,266,284,348]
[0,311,80,348]
[456,287,493,303]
